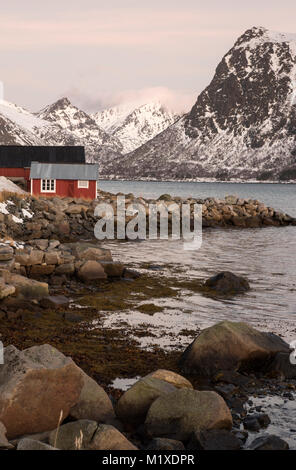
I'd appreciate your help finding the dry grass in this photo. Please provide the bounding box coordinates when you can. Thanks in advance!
[0,191,28,202]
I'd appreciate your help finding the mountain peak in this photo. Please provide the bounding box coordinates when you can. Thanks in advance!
[100,26,296,181]
[93,100,179,154]
[235,26,296,49]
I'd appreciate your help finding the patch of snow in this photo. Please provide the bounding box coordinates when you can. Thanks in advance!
[111,376,141,391]
[22,208,33,218]
[12,215,23,224]
[0,176,27,194]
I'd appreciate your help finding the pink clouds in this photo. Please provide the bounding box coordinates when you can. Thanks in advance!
[69,86,196,113]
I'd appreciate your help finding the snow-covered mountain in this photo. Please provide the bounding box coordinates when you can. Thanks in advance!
[0,99,81,147]
[100,27,296,181]
[36,97,123,159]
[0,97,179,163]
[93,101,180,154]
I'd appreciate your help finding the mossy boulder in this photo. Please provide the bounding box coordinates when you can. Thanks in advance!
[116,376,177,426]
[204,271,250,295]
[179,321,290,377]
[145,389,232,441]
[49,420,98,450]
[87,424,138,450]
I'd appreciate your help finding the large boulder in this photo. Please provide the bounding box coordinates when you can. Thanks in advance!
[145,389,232,441]
[87,424,138,451]
[204,272,250,295]
[116,377,177,427]
[249,435,289,450]
[0,345,83,439]
[180,321,290,377]
[77,260,107,282]
[5,273,49,299]
[69,371,115,423]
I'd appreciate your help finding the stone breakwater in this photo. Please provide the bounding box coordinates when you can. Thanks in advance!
[0,321,295,451]
[0,191,295,244]
[0,240,129,303]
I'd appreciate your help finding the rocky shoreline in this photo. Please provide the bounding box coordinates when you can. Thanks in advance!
[0,320,295,451]
[0,190,295,451]
[0,191,295,245]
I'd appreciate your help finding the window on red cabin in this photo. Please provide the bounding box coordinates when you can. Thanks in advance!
[77,180,89,189]
[41,179,56,193]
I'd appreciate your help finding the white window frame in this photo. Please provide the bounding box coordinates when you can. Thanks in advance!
[40,179,56,193]
[77,180,89,189]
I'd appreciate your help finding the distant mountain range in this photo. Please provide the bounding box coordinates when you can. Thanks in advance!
[1,26,296,181]
[93,102,179,154]
[0,97,178,164]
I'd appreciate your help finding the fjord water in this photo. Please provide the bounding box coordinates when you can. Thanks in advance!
[100,181,296,342]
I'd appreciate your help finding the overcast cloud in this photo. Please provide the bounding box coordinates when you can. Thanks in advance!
[1,0,296,113]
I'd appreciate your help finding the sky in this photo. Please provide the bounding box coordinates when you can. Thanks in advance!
[1,0,296,113]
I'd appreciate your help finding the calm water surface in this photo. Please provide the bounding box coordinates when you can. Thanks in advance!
[99,180,296,343]
[98,180,296,447]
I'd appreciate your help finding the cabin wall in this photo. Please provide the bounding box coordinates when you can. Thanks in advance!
[31,179,97,199]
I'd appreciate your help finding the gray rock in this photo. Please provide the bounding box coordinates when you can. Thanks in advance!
[187,429,242,450]
[49,420,98,450]
[116,376,177,426]
[249,434,289,450]
[179,321,290,377]
[17,438,58,450]
[77,260,107,281]
[145,389,232,441]
[268,352,296,379]
[204,271,250,295]
[70,371,115,423]
[5,273,49,299]
[87,424,138,450]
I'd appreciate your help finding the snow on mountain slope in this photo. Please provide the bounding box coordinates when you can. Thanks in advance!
[0,112,43,145]
[100,27,296,181]
[37,98,123,157]
[0,100,46,133]
[93,101,180,153]
[0,99,82,148]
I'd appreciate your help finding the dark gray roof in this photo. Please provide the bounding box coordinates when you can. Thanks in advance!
[30,162,99,180]
[0,146,85,168]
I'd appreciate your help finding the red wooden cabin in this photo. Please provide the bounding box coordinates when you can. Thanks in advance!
[0,145,86,192]
[29,162,98,199]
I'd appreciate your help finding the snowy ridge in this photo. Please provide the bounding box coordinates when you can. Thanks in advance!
[100,26,296,181]
[93,101,180,154]
[0,96,179,163]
